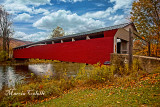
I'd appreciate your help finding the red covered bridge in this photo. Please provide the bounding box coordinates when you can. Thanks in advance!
[13,22,136,64]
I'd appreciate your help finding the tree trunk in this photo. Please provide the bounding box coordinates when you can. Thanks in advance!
[7,37,10,58]
[3,30,6,52]
[148,41,151,56]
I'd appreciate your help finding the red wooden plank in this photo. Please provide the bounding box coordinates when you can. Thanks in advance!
[13,29,118,64]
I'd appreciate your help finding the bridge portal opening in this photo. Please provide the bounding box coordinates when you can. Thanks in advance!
[117,39,121,54]
[117,39,121,53]
[121,40,128,54]
[116,38,128,54]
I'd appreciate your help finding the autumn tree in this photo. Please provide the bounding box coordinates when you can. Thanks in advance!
[50,26,64,38]
[0,5,13,59]
[131,0,160,57]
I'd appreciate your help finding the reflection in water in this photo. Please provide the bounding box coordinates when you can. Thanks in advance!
[28,64,54,77]
[0,66,25,90]
[0,66,4,90]
[54,63,81,80]
[0,62,84,90]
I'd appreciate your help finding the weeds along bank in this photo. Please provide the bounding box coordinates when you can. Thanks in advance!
[0,60,159,106]
[0,51,9,62]
[0,58,60,65]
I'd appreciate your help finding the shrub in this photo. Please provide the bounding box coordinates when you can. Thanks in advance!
[0,51,8,62]
[28,59,61,64]
[76,63,114,84]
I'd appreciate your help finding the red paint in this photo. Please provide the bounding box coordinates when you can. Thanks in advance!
[104,29,118,37]
[13,29,118,64]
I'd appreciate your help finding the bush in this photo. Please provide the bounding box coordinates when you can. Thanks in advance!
[29,58,59,64]
[76,63,114,84]
[0,51,8,62]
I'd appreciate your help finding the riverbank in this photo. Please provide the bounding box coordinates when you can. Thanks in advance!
[0,59,60,66]
[0,61,159,106]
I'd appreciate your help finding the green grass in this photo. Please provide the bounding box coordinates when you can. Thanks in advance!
[31,73,160,107]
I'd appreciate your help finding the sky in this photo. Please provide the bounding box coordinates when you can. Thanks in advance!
[0,0,134,42]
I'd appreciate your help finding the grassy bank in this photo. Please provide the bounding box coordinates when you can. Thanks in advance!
[0,60,159,107]
[33,73,160,106]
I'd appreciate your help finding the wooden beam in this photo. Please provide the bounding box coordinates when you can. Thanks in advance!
[129,28,133,70]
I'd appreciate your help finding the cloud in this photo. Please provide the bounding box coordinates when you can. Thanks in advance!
[82,7,113,19]
[82,0,133,25]
[32,8,50,15]
[4,0,51,6]
[3,0,51,14]
[81,0,133,20]
[13,32,27,39]
[108,15,124,21]
[110,0,133,12]
[59,0,84,3]
[95,3,105,7]
[113,19,129,25]
[3,3,32,13]
[14,13,32,22]
[3,0,133,42]
[14,31,49,42]
[33,10,105,34]
[3,4,50,16]
[108,14,129,25]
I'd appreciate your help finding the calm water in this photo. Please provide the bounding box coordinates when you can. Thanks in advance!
[0,62,83,90]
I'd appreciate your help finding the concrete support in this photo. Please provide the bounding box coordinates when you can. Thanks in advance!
[52,41,54,44]
[61,40,63,43]
[72,38,75,42]
[86,36,90,40]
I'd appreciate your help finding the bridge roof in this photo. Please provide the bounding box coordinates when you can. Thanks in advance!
[14,22,134,49]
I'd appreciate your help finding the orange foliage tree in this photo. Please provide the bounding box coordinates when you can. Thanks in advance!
[131,0,160,57]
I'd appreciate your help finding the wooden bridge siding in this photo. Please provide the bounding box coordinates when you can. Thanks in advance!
[13,29,117,64]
